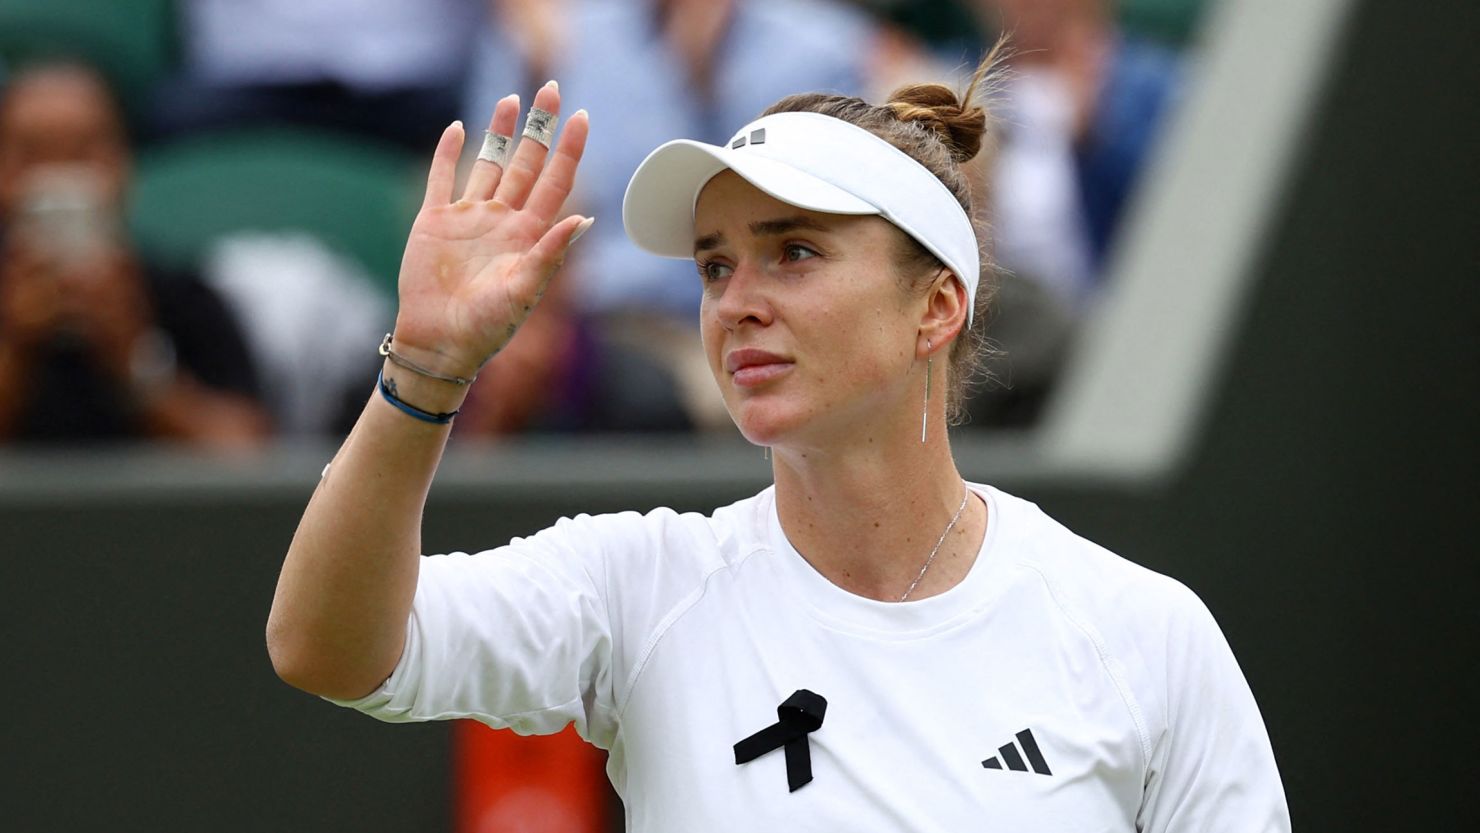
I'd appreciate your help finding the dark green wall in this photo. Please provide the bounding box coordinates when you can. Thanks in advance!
[4,497,446,829]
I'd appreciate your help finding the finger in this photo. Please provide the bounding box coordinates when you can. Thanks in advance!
[493,80,560,210]
[463,94,520,203]
[421,121,465,209]
[511,214,594,300]
[524,109,589,224]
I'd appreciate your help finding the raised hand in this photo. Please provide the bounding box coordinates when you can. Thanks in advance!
[390,81,590,382]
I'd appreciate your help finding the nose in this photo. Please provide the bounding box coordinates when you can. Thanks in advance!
[709,260,774,333]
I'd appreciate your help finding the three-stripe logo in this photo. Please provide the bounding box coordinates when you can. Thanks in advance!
[982,728,1052,776]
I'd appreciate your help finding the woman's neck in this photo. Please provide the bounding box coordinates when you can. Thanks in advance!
[770,427,985,602]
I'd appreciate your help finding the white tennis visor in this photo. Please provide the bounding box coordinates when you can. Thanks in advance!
[622,111,980,323]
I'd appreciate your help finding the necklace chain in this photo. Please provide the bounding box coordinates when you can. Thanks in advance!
[898,484,970,602]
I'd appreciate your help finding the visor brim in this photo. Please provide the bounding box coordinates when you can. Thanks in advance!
[622,140,878,260]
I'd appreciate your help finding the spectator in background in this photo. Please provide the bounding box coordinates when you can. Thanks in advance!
[969,0,1184,309]
[201,232,393,438]
[453,270,691,439]
[0,62,269,447]
[466,0,883,320]
[151,0,484,151]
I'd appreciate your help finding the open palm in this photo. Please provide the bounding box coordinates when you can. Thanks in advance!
[392,83,591,378]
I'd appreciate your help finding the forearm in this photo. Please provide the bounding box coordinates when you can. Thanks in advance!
[136,376,272,449]
[267,361,466,699]
[267,83,588,699]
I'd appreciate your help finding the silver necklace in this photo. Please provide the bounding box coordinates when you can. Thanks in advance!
[898,484,971,602]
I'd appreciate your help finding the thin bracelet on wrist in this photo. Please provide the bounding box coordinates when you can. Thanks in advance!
[378,333,476,385]
[376,370,460,424]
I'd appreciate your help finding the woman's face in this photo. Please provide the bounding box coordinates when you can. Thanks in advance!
[0,67,130,220]
[694,171,925,448]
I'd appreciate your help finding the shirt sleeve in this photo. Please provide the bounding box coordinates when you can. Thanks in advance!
[325,513,640,749]
[1137,591,1292,832]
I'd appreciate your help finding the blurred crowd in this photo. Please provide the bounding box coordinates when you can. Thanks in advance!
[0,0,1195,449]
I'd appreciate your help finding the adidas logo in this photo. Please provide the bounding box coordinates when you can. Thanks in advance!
[981,728,1052,776]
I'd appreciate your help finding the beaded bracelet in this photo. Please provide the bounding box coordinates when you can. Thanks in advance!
[376,370,459,424]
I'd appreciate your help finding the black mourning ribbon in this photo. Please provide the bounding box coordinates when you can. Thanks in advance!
[733,689,828,792]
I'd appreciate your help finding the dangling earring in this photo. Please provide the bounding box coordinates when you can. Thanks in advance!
[763,446,771,460]
[921,340,932,444]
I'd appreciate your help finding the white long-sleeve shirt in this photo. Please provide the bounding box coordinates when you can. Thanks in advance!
[333,483,1290,832]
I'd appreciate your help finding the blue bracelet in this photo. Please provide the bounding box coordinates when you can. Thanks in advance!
[376,370,459,424]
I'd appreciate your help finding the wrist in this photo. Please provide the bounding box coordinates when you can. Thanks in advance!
[379,359,471,417]
[385,333,485,382]
[0,335,40,384]
[126,328,179,406]
[0,333,34,362]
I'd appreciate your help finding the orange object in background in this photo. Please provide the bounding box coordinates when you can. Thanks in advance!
[454,720,612,833]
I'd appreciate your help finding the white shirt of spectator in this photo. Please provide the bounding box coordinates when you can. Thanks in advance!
[992,68,1098,309]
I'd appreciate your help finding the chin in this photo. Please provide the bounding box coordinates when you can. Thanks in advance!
[729,398,815,449]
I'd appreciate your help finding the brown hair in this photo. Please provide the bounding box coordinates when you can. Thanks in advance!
[760,42,1007,424]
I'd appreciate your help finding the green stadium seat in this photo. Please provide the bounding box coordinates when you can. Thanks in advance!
[0,0,176,105]
[129,128,422,297]
[1118,0,1211,46]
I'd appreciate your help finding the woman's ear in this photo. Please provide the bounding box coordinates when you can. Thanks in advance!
[917,270,968,359]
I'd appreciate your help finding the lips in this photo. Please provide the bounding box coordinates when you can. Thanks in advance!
[725,348,794,388]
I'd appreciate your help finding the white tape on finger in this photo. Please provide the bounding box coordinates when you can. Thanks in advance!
[478,131,513,167]
[522,108,558,148]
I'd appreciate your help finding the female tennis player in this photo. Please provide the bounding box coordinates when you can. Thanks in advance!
[268,59,1290,831]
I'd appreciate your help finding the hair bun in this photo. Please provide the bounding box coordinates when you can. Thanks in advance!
[885,83,987,164]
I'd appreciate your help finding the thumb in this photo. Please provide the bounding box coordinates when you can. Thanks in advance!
[514,215,594,297]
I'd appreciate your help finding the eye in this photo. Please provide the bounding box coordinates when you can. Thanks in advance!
[782,243,819,263]
[697,259,733,283]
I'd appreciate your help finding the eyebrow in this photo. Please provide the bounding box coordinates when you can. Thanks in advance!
[750,215,831,237]
[694,231,726,254]
[693,215,832,255]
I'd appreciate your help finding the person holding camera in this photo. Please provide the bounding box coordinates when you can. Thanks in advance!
[0,62,269,446]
